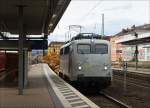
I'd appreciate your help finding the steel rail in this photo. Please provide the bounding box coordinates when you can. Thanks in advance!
[114,76,150,90]
[100,92,132,108]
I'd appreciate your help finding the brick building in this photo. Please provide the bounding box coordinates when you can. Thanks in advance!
[110,36,124,62]
[48,41,65,55]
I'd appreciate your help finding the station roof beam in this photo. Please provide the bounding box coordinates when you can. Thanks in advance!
[0,0,71,35]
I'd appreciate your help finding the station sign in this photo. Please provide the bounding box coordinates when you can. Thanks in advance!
[0,40,48,50]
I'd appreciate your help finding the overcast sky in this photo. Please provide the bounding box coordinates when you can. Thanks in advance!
[48,0,150,43]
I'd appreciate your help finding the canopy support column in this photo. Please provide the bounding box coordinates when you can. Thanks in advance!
[18,6,24,95]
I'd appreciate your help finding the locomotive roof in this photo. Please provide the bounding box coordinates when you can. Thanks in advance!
[60,41,72,49]
[71,33,101,40]
[60,39,109,49]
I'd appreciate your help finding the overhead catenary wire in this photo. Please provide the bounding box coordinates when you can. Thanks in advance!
[59,1,104,41]
[79,0,104,23]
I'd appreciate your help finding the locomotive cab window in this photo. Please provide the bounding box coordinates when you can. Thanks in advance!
[60,49,64,55]
[77,44,91,54]
[64,46,70,55]
[95,44,108,54]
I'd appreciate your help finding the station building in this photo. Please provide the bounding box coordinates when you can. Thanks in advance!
[110,24,150,62]
[48,41,65,55]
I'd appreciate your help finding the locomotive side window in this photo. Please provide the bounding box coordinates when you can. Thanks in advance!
[77,44,91,54]
[95,44,108,54]
[64,46,70,55]
[60,48,64,55]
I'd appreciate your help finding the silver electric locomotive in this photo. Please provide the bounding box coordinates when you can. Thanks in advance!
[59,33,112,90]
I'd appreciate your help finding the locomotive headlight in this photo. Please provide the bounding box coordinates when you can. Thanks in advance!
[78,66,82,70]
[104,66,108,70]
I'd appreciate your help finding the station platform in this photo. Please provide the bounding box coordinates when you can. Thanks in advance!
[0,64,54,108]
[112,67,150,75]
[0,63,99,108]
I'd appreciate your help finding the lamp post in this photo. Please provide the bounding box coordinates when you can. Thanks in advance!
[101,13,104,38]
[134,32,138,70]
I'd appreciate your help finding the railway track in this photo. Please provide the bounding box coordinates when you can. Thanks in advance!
[101,71,150,108]
[86,72,150,108]
[86,91,131,108]
[100,92,132,108]
[84,70,150,108]
[113,69,150,82]
[113,72,150,89]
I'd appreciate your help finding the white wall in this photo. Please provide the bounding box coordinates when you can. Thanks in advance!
[122,44,150,61]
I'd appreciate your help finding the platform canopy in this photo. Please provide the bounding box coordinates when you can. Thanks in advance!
[120,36,150,45]
[0,0,71,35]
